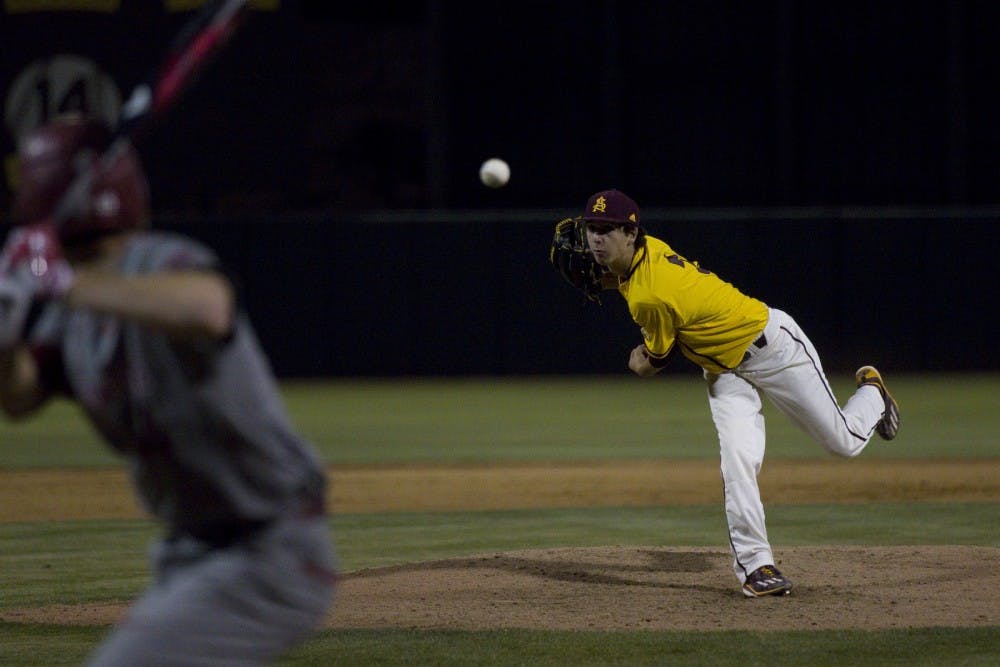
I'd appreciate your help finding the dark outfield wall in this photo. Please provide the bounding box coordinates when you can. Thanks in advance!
[160,211,997,377]
[4,4,1000,216]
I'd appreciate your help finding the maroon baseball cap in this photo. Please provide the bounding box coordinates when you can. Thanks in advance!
[581,189,640,226]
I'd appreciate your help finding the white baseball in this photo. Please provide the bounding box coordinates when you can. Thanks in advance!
[479,158,510,188]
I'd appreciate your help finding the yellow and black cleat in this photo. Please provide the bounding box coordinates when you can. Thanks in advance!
[856,365,900,440]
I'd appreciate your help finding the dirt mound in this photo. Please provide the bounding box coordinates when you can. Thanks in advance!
[327,545,998,631]
[9,545,993,631]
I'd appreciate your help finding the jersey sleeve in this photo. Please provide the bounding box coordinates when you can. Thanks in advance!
[633,302,675,366]
[157,237,222,271]
[134,233,244,337]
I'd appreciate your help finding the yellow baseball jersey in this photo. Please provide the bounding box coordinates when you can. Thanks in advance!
[619,235,769,373]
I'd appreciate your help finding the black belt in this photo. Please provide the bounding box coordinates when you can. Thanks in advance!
[175,497,326,548]
[742,332,768,363]
[177,518,270,548]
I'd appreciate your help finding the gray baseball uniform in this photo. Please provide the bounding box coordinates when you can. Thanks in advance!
[27,232,337,665]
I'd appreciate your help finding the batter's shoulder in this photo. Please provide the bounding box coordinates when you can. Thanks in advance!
[123,231,220,273]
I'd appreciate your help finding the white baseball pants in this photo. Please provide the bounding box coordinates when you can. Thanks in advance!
[704,308,885,583]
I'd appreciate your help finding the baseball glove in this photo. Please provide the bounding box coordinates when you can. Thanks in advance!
[549,216,604,303]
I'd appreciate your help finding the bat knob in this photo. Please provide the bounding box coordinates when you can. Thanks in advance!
[120,85,152,124]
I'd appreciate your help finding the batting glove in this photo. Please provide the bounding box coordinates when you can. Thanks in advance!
[0,223,75,299]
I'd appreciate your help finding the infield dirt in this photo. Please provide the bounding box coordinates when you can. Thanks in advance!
[2,458,997,521]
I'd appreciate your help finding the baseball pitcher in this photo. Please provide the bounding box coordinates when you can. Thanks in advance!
[550,189,900,597]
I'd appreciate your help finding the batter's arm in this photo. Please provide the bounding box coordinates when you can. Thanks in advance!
[65,269,235,341]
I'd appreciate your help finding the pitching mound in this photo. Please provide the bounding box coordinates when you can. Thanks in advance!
[2,545,996,631]
[328,544,998,631]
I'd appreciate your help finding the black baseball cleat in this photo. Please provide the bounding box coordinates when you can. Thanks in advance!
[856,366,900,440]
[742,565,793,598]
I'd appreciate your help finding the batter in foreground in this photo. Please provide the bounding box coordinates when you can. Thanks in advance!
[551,189,900,597]
[0,114,336,663]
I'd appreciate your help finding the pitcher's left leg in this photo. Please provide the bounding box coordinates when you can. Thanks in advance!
[705,371,775,584]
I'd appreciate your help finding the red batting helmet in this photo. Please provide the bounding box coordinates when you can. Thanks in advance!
[12,113,150,245]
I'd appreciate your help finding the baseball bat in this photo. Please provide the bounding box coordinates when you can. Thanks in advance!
[53,0,251,225]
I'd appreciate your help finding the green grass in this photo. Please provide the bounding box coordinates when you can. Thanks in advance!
[286,373,1000,462]
[0,623,1000,667]
[0,374,997,665]
[279,627,1000,667]
[2,625,997,666]
[0,521,153,608]
[1,373,997,467]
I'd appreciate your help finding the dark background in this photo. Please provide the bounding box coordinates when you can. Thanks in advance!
[2,1,997,376]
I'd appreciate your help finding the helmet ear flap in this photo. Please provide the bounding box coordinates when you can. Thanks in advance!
[550,217,605,304]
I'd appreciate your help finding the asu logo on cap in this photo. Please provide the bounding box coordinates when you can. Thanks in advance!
[582,189,640,225]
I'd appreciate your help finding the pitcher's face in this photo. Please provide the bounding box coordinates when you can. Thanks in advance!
[585,222,636,275]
